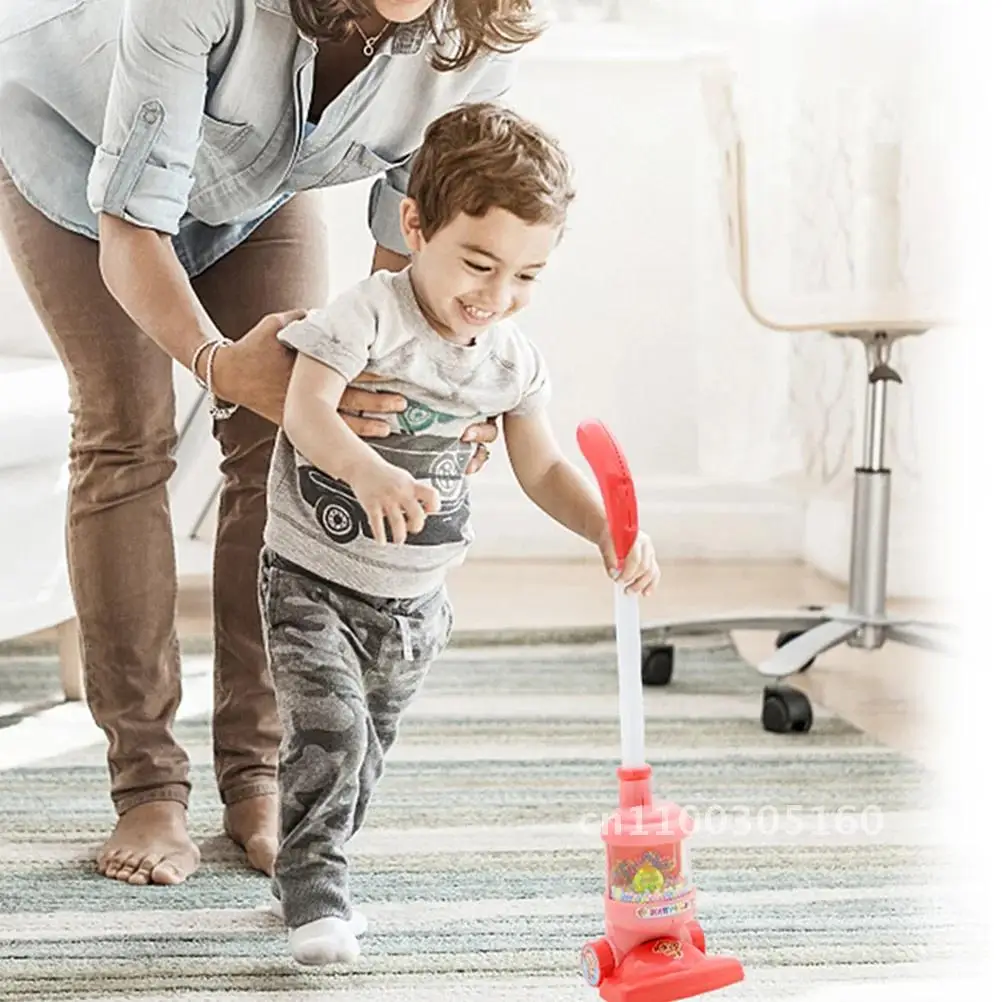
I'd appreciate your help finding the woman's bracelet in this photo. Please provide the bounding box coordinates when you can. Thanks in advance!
[204,339,239,421]
[190,339,215,391]
[190,338,238,419]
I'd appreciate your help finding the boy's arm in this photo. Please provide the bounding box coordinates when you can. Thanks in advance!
[282,352,440,545]
[503,409,609,550]
[504,409,661,595]
[283,353,385,484]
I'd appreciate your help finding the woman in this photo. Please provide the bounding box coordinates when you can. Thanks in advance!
[0,0,540,887]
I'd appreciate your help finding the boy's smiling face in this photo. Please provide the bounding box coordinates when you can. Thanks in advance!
[400,199,560,345]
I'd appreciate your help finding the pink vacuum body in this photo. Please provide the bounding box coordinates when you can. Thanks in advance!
[576,419,744,1002]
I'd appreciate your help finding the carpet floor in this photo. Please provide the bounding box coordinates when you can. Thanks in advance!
[0,637,963,1000]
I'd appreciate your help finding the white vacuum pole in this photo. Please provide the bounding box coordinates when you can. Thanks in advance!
[614,584,646,769]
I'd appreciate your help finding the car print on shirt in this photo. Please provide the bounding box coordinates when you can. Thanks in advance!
[297,433,473,547]
[397,399,457,435]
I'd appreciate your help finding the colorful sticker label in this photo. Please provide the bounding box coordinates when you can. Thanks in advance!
[610,849,689,903]
[635,894,695,920]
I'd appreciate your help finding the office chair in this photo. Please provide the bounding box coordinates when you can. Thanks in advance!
[639,68,957,735]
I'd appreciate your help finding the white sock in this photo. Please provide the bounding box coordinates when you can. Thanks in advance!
[267,896,369,937]
[288,916,360,966]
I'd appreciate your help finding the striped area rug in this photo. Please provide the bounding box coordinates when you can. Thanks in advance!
[0,638,960,1000]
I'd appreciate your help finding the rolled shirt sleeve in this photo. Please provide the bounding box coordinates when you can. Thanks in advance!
[367,50,520,256]
[367,155,417,258]
[86,0,230,235]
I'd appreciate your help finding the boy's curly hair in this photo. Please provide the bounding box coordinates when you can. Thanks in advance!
[289,1,544,71]
[407,102,575,239]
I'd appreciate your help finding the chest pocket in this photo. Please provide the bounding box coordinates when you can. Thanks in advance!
[192,113,254,180]
[187,112,268,222]
[313,141,408,188]
[200,113,254,156]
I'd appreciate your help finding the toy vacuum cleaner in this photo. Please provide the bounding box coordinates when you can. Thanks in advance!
[576,419,745,1002]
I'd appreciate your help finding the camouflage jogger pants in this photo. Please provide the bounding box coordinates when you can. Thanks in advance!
[259,548,454,929]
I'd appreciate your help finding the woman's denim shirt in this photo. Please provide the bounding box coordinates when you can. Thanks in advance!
[0,0,516,276]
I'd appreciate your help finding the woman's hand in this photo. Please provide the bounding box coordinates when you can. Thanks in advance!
[206,311,302,425]
[209,312,498,472]
[461,417,499,474]
[207,313,406,431]
[337,371,407,438]
[345,378,499,469]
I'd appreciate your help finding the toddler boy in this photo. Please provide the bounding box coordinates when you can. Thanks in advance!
[260,102,660,965]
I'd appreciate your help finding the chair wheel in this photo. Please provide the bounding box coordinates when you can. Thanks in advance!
[775,630,816,672]
[642,646,674,686]
[761,685,813,734]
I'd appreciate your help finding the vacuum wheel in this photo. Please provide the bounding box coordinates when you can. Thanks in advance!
[761,685,813,734]
[641,646,674,686]
[775,630,816,672]
[580,938,616,987]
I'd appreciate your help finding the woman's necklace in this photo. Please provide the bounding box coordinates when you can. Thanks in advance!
[354,19,390,57]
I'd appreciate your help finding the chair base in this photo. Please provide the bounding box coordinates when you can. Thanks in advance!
[640,605,957,679]
[638,331,956,733]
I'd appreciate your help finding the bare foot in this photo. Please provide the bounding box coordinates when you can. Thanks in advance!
[97,801,200,885]
[224,794,279,875]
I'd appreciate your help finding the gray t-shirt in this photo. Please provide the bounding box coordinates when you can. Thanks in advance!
[263,268,551,598]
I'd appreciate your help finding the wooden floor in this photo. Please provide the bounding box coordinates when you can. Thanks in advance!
[177,558,951,767]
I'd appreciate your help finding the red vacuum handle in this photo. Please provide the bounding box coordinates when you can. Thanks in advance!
[576,419,639,570]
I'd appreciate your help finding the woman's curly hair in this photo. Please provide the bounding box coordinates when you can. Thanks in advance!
[289,1,544,71]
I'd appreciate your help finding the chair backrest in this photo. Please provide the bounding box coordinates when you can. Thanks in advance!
[697,62,942,333]
[699,68,757,322]
[701,69,749,300]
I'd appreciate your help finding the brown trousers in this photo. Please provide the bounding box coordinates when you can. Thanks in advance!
[0,165,329,814]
